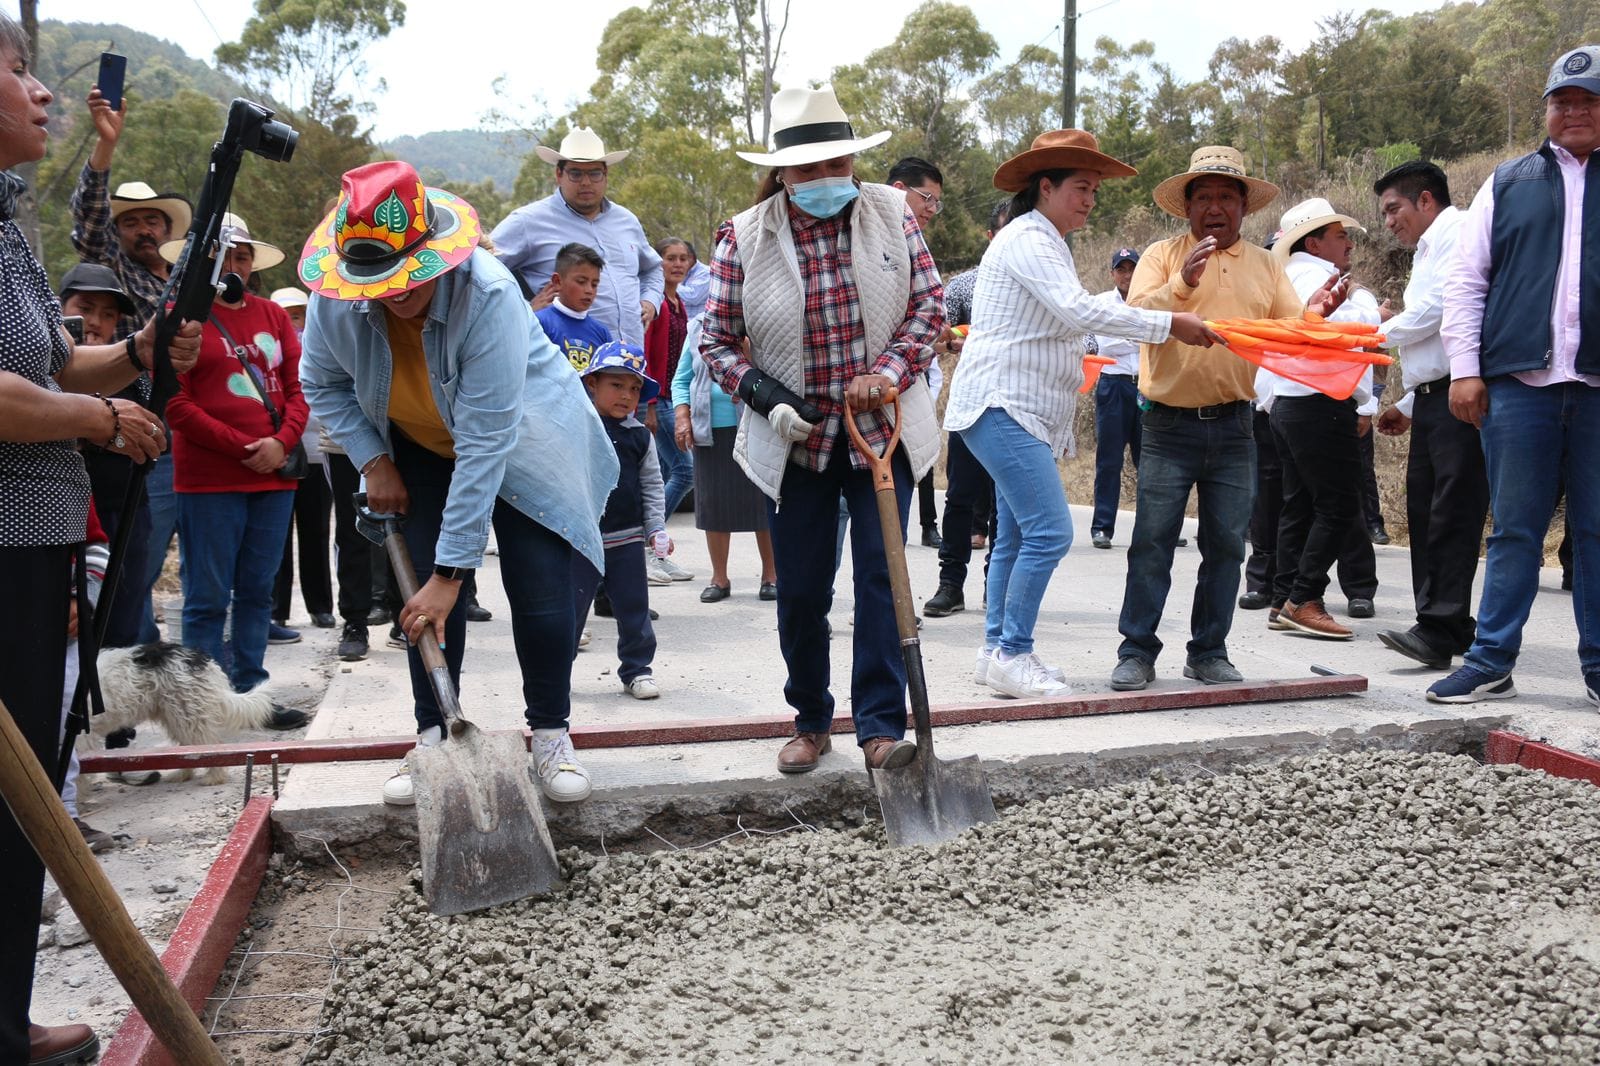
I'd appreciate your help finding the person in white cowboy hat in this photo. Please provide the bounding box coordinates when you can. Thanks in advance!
[298,160,619,807]
[701,83,945,774]
[1110,145,1350,694]
[1260,196,1382,642]
[491,126,663,349]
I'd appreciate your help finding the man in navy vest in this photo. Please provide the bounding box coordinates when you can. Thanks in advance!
[1431,45,1600,706]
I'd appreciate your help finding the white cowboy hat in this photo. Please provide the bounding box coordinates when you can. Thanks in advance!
[534,126,630,166]
[1152,146,1279,219]
[270,286,309,309]
[1273,197,1366,260]
[736,85,891,167]
[110,180,193,236]
[159,212,285,271]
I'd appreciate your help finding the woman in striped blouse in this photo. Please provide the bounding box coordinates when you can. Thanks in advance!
[943,130,1218,700]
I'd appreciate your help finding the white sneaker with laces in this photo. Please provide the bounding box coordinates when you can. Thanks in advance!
[625,675,661,700]
[976,645,1065,685]
[578,628,591,649]
[659,557,695,581]
[383,725,444,806]
[532,728,592,802]
[646,559,674,586]
[986,652,1073,699]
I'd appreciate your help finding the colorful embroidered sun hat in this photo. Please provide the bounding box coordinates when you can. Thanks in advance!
[298,161,481,301]
[581,341,659,403]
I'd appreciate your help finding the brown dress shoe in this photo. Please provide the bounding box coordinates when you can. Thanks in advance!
[29,1023,99,1065]
[1280,600,1354,640]
[777,732,831,774]
[862,736,917,771]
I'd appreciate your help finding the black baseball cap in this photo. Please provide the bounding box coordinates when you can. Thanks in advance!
[1110,247,1140,268]
[58,262,136,316]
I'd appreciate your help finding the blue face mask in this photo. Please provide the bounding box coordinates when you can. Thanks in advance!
[787,176,859,219]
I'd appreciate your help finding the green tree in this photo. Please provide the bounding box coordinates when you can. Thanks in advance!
[1209,35,1283,174]
[1470,0,1559,148]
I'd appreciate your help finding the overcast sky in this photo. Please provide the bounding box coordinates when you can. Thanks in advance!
[17,0,1454,142]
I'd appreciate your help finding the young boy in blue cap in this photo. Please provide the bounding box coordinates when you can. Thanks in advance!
[575,342,673,698]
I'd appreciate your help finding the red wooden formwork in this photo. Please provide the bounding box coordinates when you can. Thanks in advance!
[1483,729,1600,787]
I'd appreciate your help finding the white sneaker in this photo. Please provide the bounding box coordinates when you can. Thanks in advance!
[986,652,1073,699]
[531,728,592,803]
[646,559,674,586]
[625,675,661,699]
[578,628,591,650]
[976,645,1065,684]
[382,725,444,806]
[659,557,695,581]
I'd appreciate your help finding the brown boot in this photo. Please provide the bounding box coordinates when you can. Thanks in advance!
[29,1023,98,1065]
[862,737,917,771]
[1280,600,1354,640]
[777,732,831,774]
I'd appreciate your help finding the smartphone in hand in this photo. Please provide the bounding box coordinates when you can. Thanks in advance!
[97,52,126,112]
[62,316,85,345]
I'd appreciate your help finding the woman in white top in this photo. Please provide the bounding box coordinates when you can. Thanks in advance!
[943,130,1217,699]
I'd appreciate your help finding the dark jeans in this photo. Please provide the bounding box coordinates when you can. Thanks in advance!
[1358,422,1384,532]
[571,542,655,683]
[136,452,177,643]
[83,448,152,647]
[1270,394,1366,606]
[390,432,576,733]
[652,417,694,518]
[0,545,70,1061]
[325,453,374,624]
[1406,385,1488,653]
[1091,374,1142,536]
[936,430,995,590]
[1118,401,1254,666]
[273,470,333,620]
[768,434,912,744]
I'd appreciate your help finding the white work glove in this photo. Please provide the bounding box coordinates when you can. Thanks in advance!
[767,403,817,443]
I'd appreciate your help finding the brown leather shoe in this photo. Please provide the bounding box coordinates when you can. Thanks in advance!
[29,1023,99,1065]
[1280,600,1354,640]
[862,736,917,771]
[777,732,831,774]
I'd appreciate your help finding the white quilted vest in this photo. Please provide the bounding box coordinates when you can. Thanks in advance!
[728,182,939,501]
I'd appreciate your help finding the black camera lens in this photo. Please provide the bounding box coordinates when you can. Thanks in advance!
[254,119,298,163]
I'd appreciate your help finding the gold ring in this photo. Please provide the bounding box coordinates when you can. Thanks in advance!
[415,614,429,627]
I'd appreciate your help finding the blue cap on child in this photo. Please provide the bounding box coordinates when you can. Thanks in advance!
[582,341,659,403]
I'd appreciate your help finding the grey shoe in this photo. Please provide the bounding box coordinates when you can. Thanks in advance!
[1110,656,1154,691]
[1184,658,1243,685]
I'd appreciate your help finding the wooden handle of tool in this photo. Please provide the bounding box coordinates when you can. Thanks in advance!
[844,397,920,643]
[380,523,464,734]
[0,697,224,1065]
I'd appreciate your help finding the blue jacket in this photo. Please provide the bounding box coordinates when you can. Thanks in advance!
[1480,142,1600,379]
[299,248,619,571]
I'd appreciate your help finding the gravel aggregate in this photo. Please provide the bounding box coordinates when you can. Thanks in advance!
[308,751,1600,1064]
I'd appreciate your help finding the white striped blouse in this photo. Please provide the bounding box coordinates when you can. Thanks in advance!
[943,209,1172,457]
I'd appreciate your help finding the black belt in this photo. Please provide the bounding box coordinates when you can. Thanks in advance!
[1414,376,1450,395]
[1150,399,1249,421]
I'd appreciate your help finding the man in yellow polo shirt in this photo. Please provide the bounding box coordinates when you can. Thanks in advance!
[1111,146,1346,690]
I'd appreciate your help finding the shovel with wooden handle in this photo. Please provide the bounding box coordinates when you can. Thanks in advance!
[842,395,998,847]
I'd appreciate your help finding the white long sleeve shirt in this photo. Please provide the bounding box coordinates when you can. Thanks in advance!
[1382,205,1463,417]
[943,209,1170,457]
[1090,289,1141,376]
[1266,250,1377,415]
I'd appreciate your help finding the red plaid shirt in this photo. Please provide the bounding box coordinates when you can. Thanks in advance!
[702,197,943,470]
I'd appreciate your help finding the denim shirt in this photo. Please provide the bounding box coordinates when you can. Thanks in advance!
[299,248,619,571]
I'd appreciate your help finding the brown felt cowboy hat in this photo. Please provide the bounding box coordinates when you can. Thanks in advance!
[1152,146,1279,219]
[993,130,1136,193]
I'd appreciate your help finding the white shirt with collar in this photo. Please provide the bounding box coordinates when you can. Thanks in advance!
[1383,205,1464,417]
[1270,250,1378,415]
[1090,289,1141,376]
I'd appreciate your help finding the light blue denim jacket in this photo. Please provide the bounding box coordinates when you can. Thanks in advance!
[299,248,618,571]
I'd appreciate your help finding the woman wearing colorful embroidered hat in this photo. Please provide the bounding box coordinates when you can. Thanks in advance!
[298,160,619,806]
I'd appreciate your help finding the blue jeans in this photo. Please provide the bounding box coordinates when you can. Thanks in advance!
[572,541,656,684]
[136,453,178,643]
[958,408,1072,656]
[768,434,912,744]
[1118,401,1255,665]
[1466,379,1600,678]
[1092,374,1142,536]
[178,489,296,692]
[653,417,694,519]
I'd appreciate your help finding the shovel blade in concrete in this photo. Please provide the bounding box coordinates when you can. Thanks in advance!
[873,749,998,848]
[410,723,562,916]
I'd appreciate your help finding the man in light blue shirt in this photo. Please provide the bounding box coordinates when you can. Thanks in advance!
[491,127,664,347]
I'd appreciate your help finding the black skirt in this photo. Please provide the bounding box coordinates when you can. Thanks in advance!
[693,426,769,533]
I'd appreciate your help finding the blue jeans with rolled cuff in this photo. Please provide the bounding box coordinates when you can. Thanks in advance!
[1091,374,1142,537]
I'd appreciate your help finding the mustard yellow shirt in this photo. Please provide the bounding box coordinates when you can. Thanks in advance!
[1127,232,1304,408]
[384,310,455,458]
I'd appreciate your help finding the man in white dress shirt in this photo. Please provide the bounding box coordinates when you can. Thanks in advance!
[1370,161,1485,670]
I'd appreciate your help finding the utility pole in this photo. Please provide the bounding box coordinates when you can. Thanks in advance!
[1062,0,1077,126]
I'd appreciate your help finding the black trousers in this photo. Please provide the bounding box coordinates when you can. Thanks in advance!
[325,453,375,624]
[1267,396,1382,605]
[936,430,995,590]
[82,449,151,648]
[917,472,937,532]
[1406,386,1489,653]
[1358,425,1384,532]
[0,544,71,1059]
[273,470,333,620]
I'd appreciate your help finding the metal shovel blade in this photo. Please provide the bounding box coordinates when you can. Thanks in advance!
[410,719,563,916]
[873,745,998,848]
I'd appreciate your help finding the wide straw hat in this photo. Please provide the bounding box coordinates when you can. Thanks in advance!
[992,129,1136,193]
[534,126,630,166]
[1152,146,1280,219]
[736,85,891,167]
[1273,197,1365,260]
[110,181,192,235]
[297,160,481,302]
[159,212,284,270]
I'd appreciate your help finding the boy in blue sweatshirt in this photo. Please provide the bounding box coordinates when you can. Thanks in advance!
[535,243,613,373]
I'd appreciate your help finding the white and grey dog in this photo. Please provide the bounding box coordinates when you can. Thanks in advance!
[81,642,292,784]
